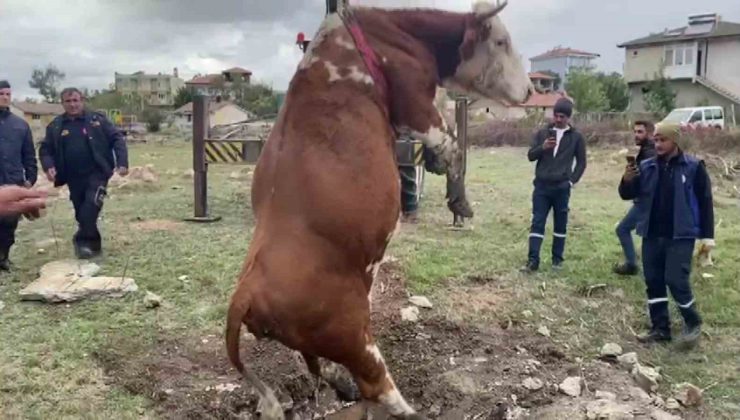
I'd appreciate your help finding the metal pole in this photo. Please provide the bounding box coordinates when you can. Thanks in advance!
[455,97,469,180]
[186,95,221,222]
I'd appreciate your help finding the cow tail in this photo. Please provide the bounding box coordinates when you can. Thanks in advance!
[225,290,250,375]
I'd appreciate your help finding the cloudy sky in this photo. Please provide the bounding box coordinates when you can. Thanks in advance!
[1,0,738,100]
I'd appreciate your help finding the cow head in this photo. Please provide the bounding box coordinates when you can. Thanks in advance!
[443,1,533,105]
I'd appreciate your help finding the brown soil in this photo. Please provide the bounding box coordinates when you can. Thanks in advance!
[132,219,185,232]
[94,263,698,419]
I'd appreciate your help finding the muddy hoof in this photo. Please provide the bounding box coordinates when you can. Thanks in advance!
[448,198,474,219]
[331,376,361,402]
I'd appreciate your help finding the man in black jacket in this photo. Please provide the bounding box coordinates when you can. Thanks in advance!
[613,121,656,275]
[618,123,713,348]
[38,88,128,259]
[523,98,587,272]
[0,80,38,271]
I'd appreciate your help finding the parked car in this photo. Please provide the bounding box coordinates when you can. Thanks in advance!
[660,106,725,130]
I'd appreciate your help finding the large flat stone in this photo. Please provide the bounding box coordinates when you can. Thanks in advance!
[19,260,137,303]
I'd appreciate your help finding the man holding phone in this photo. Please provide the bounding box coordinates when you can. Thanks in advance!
[613,121,656,276]
[523,98,587,272]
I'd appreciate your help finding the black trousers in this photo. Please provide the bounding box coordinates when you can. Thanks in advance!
[0,215,20,259]
[527,182,571,265]
[67,173,108,252]
[642,237,702,334]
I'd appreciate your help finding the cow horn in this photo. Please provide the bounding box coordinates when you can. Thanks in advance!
[476,0,508,22]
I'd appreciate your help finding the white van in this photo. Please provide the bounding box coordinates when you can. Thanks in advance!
[660,106,725,129]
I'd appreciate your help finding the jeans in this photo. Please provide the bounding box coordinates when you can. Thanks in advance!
[527,182,571,265]
[616,204,641,266]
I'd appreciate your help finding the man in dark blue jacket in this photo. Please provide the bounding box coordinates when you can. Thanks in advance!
[38,88,128,259]
[0,80,38,271]
[613,120,656,275]
[619,123,714,348]
[523,98,587,272]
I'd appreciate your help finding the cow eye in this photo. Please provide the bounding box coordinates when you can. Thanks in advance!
[496,40,506,47]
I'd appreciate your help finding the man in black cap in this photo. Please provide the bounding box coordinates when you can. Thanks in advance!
[0,80,38,271]
[38,87,128,259]
[522,98,587,272]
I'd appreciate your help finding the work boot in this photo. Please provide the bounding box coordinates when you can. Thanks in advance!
[76,245,98,260]
[636,329,672,344]
[613,262,639,276]
[401,211,418,224]
[520,260,539,274]
[675,324,702,350]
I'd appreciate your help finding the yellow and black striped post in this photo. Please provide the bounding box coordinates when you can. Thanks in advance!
[204,140,244,164]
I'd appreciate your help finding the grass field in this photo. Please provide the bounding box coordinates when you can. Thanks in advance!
[0,142,738,419]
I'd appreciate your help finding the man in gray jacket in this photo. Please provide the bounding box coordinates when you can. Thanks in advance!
[0,80,38,271]
[523,98,587,272]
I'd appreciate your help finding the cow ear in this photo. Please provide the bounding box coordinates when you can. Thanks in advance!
[459,20,478,61]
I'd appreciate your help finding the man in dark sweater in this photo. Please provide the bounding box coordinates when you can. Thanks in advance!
[613,121,656,275]
[619,123,714,348]
[0,80,38,271]
[523,98,587,272]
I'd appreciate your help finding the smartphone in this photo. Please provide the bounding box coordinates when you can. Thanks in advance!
[548,129,557,139]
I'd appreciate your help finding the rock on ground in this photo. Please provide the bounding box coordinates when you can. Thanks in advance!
[595,390,617,400]
[144,292,162,309]
[0,300,5,311]
[408,295,433,308]
[19,260,137,303]
[559,377,582,397]
[400,306,419,322]
[665,398,680,410]
[537,325,551,337]
[522,377,544,391]
[650,409,682,420]
[674,382,703,407]
[617,352,639,372]
[600,343,624,358]
[585,399,635,419]
[632,365,661,394]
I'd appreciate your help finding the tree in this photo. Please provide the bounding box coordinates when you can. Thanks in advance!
[142,107,165,132]
[173,86,193,109]
[596,72,630,112]
[564,69,609,113]
[229,80,279,118]
[29,64,65,102]
[643,69,676,117]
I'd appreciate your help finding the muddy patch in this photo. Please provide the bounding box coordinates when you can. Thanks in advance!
[95,264,697,419]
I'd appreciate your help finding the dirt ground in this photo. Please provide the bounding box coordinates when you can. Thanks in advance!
[94,263,702,420]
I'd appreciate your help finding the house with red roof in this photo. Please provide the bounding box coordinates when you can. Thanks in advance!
[186,67,253,96]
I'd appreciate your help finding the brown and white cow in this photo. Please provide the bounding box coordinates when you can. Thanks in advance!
[226,2,532,418]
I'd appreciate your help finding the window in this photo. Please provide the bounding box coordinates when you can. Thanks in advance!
[32,114,40,120]
[713,108,723,120]
[665,43,696,67]
[664,49,674,65]
[703,109,713,120]
[689,111,702,123]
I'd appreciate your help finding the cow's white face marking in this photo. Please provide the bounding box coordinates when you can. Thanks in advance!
[347,65,374,85]
[324,62,374,86]
[298,14,343,69]
[335,35,356,50]
[324,61,343,82]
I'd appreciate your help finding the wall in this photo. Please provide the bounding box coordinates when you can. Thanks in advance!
[705,37,740,97]
[623,45,664,83]
[211,105,250,126]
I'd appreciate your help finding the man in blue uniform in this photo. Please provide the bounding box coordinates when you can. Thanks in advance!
[619,123,714,348]
[38,88,129,259]
[0,80,38,271]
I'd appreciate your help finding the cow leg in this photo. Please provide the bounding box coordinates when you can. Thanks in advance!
[347,335,423,419]
[303,353,362,402]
